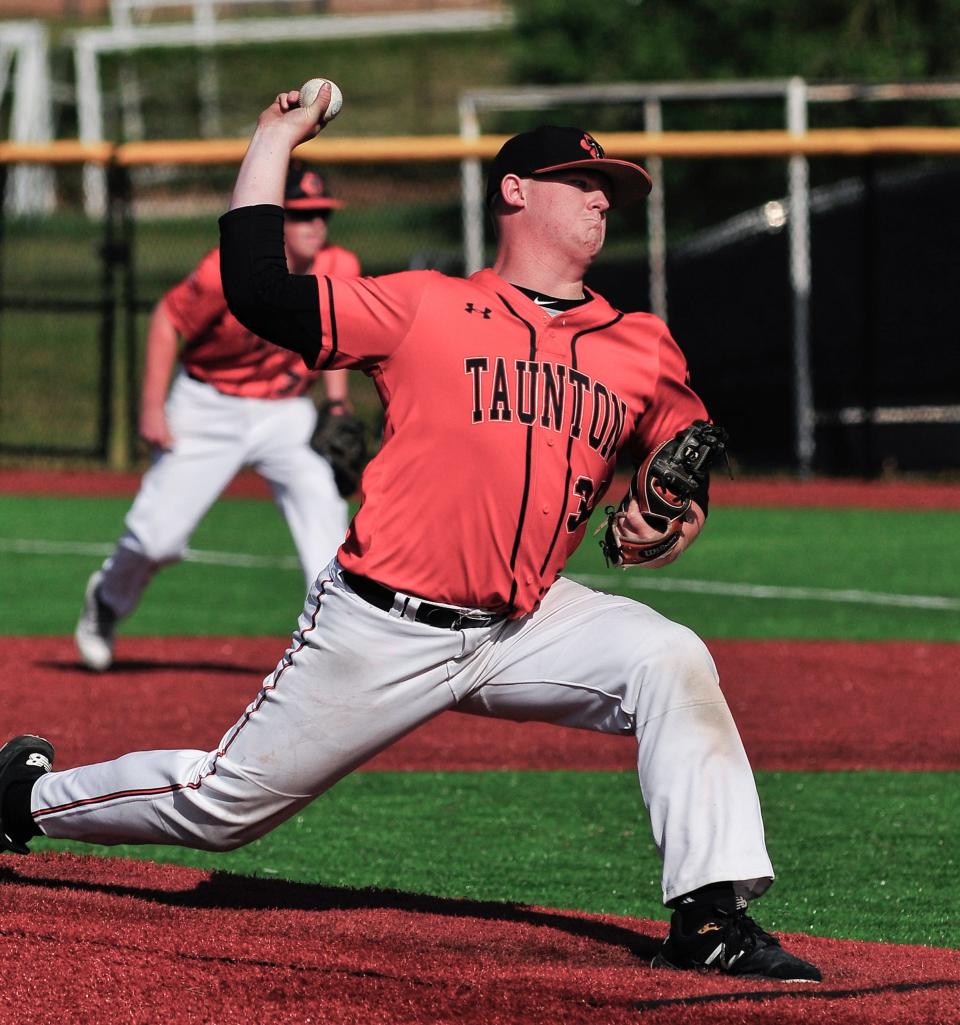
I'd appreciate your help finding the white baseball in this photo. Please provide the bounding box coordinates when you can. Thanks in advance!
[298,78,343,123]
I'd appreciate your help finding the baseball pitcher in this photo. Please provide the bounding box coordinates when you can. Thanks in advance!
[5,85,819,983]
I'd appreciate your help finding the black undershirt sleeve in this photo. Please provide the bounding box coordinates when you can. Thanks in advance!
[218,204,323,367]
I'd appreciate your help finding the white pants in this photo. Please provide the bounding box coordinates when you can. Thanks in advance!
[98,372,347,615]
[36,562,774,904]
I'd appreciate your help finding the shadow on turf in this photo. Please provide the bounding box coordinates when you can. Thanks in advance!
[38,658,259,676]
[635,978,960,1010]
[1,863,660,959]
[9,863,960,1004]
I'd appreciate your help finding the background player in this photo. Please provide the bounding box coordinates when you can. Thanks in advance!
[74,160,360,672]
[6,85,819,983]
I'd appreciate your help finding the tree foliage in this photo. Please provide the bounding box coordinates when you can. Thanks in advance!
[510,0,960,86]
[504,0,960,246]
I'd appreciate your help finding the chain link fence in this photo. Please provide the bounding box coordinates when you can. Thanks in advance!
[0,147,473,466]
[1,134,958,475]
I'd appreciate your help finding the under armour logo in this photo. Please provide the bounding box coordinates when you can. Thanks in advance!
[465,303,492,319]
[26,752,51,771]
[580,133,604,159]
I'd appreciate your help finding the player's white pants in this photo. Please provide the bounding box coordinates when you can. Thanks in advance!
[35,562,773,905]
[96,372,347,617]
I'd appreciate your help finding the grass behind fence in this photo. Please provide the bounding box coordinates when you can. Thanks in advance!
[94,33,513,141]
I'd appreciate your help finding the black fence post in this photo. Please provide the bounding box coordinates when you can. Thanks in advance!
[98,163,118,462]
[118,165,138,465]
[0,163,6,440]
[101,161,134,467]
[859,156,880,478]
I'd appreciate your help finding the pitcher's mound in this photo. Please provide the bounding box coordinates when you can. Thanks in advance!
[3,853,958,1025]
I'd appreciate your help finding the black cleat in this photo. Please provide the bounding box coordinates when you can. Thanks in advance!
[652,904,822,982]
[0,735,54,854]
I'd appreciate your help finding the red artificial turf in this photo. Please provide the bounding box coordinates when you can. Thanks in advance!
[3,467,960,510]
[4,454,960,1024]
[5,635,958,772]
[4,632,958,1023]
[3,852,959,1025]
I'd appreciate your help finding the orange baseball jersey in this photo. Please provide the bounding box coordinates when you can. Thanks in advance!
[311,267,707,615]
[163,245,361,398]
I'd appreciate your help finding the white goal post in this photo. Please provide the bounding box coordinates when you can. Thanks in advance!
[71,6,513,215]
[0,21,55,216]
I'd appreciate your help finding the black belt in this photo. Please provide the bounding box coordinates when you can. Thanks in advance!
[341,570,505,630]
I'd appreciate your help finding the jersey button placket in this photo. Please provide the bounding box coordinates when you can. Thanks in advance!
[524,328,551,599]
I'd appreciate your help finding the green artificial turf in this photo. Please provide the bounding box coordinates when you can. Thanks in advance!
[7,492,958,953]
[33,769,959,950]
[1,494,958,640]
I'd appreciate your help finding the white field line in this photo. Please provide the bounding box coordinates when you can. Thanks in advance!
[3,537,957,610]
[570,573,960,611]
[0,537,300,570]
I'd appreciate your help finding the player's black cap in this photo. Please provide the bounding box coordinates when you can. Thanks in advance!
[485,125,652,208]
[284,159,345,210]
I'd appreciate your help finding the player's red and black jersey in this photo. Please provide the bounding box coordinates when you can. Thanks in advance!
[164,244,360,399]
[220,205,707,616]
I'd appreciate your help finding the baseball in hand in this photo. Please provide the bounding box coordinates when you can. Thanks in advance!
[299,78,343,123]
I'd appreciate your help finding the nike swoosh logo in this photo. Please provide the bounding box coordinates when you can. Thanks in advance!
[532,297,555,306]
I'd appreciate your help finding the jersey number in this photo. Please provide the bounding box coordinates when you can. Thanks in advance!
[566,475,596,533]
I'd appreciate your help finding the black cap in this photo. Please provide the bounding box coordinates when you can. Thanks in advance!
[285,159,344,210]
[485,125,652,208]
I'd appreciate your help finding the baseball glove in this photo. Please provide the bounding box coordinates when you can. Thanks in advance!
[599,419,729,567]
[311,401,369,498]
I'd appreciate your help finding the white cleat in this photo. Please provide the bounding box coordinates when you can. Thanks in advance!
[74,571,117,671]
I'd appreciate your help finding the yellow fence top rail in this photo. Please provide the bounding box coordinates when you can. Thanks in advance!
[2,128,960,166]
[0,141,114,164]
